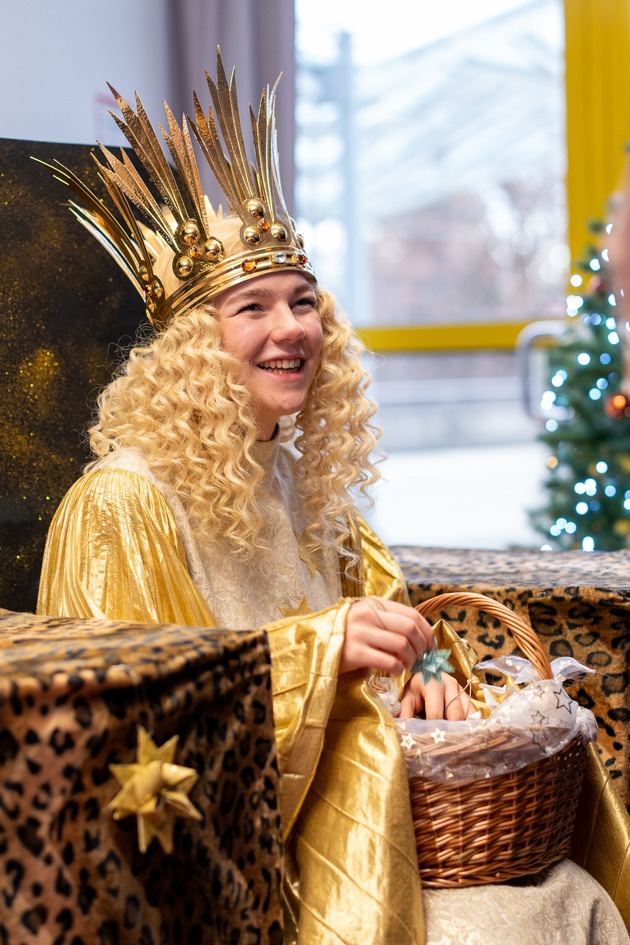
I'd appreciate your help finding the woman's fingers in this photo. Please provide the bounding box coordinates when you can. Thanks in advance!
[342,598,472,723]
[365,597,436,651]
[399,676,428,719]
[347,629,414,672]
[340,597,434,675]
[358,597,435,659]
[399,671,471,720]
[422,678,447,720]
[442,672,470,721]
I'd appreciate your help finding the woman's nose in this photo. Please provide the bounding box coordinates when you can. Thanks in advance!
[269,304,306,342]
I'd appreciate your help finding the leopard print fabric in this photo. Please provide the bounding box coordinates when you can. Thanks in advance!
[396,546,630,811]
[0,609,284,944]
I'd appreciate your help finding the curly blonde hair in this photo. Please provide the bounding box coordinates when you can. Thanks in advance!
[87,218,381,559]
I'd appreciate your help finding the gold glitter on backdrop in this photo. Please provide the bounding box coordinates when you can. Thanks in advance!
[0,138,143,612]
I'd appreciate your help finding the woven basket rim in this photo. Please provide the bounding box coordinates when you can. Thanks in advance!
[415,591,553,679]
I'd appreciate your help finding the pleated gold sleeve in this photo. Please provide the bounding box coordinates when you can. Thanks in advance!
[358,514,412,603]
[37,469,215,627]
[268,519,427,945]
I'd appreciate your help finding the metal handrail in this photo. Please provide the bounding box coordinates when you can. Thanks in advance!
[514,320,567,420]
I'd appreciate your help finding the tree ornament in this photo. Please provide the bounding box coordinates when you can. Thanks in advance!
[604,392,630,420]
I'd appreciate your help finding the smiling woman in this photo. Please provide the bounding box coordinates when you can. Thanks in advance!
[35,49,630,945]
[216,271,323,440]
[61,215,376,574]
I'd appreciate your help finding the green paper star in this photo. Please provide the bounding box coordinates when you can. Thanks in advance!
[411,642,455,685]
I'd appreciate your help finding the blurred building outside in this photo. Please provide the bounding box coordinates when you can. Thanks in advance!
[295,0,565,549]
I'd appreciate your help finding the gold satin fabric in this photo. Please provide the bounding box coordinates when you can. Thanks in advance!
[37,468,630,941]
[571,745,630,931]
[266,517,427,943]
[37,470,215,626]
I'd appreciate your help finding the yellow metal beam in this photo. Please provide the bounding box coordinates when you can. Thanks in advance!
[355,322,531,353]
[564,0,630,264]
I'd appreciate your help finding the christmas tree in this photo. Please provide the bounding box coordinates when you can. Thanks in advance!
[531,221,630,550]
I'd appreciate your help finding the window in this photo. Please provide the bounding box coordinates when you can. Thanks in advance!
[295,0,566,547]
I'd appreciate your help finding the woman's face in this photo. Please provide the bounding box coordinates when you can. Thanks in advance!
[215,271,324,439]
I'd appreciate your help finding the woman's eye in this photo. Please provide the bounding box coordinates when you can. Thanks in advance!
[295,296,316,309]
[238,302,260,314]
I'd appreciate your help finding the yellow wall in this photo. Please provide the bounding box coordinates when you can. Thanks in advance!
[564,0,630,263]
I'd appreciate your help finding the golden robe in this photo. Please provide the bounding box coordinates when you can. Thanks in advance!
[38,448,630,944]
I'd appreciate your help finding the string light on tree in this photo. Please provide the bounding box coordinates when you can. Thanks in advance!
[531,220,630,551]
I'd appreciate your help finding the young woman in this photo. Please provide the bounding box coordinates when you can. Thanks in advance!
[37,55,630,945]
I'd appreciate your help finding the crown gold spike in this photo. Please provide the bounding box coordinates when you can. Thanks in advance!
[34,48,315,332]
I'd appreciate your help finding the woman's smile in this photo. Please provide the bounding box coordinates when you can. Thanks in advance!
[257,357,304,373]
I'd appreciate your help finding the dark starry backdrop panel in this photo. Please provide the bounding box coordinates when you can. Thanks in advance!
[0,138,143,612]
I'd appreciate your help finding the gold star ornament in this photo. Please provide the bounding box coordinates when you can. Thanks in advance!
[108,727,202,853]
[279,595,312,619]
[470,677,520,719]
[294,529,320,578]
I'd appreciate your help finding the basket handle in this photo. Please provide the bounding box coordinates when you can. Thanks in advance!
[415,592,553,680]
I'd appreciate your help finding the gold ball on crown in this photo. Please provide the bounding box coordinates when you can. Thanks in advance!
[271,223,288,241]
[204,238,223,261]
[242,227,261,246]
[179,221,201,246]
[173,255,194,279]
[245,198,265,219]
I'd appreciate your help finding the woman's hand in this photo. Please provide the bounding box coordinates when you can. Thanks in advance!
[340,596,434,676]
[399,671,470,721]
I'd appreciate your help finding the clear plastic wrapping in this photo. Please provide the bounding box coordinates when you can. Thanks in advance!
[394,656,597,785]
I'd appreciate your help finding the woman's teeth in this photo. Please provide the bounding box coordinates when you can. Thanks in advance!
[258,358,301,372]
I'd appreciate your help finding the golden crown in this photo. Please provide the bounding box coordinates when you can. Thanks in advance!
[38,49,315,331]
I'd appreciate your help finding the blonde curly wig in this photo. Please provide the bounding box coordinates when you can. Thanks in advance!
[87,217,381,559]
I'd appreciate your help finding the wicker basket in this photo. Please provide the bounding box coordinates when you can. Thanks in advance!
[408,591,588,888]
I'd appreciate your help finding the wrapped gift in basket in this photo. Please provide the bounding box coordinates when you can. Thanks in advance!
[398,592,597,889]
